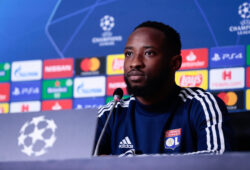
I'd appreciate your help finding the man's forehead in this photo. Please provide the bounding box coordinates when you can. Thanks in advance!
[125,27,166,48]
[130,27,165,39]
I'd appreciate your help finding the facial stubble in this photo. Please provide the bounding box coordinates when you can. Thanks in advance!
[124,65,172,98]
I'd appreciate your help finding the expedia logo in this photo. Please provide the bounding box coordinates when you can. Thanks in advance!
[213,90,244,111]
[179,74,202,87]
[75,57,105,76]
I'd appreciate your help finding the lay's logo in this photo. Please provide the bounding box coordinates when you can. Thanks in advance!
[247,90,250,110]
[179,74,203,87]
[112,58,124,71]
[107,54,124,75]
[175,70,208,90]
[0,103,9,114]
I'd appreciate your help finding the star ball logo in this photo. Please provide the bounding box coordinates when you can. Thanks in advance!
[239,2,250,19]
[92,15,122,46]
[100,15,115,31]
[18,116,57,157]
[229,2,250,35]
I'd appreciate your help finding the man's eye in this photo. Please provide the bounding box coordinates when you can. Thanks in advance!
[125,51,133,57]
[145,51,155,56]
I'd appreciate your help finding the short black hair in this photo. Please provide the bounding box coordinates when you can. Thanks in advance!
[134,21,181,57]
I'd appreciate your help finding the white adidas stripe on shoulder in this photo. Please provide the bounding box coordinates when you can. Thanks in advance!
[179,88,225,154]
[202,90,225,154]
[98,101,114,114]
[98,97,135,118]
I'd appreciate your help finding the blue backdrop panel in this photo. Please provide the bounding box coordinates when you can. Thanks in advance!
[0,0,249,62]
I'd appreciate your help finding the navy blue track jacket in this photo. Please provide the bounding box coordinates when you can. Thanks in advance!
[95,86,231,155]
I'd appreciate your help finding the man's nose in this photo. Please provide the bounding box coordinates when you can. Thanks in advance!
[130,54,144,69]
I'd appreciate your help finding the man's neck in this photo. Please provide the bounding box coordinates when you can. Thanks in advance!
[135,82,176,105]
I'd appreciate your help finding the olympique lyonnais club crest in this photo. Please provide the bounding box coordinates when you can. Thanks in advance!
[165,128,181,150]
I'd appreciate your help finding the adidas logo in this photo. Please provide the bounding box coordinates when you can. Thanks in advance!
[118,136,134,149]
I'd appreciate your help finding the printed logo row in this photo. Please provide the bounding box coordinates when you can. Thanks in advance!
[0,89,250,114]
[0,67,249,102]
[0,45,249,82]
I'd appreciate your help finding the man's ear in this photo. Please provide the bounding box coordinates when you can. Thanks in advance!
[171,55,182,71]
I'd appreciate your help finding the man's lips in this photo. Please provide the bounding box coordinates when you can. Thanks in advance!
[126,70,145,81]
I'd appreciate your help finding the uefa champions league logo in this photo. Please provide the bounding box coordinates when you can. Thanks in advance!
[100,15,115,32]
[229,2,250,35]
[238,2,250,19]
[92,15,122,46]
[18,116,57,157]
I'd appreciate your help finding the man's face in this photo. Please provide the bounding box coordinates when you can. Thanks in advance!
[124,27,172,97]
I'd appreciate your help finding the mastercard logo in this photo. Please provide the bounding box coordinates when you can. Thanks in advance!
[80,58,100,72]
[217,92,237,106]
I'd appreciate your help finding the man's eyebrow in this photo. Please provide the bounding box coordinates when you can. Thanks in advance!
[124,46,155,50]
[124,46,133,50]
[143,46,154,49]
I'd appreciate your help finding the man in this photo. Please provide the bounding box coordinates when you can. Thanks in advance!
[95,21,231,155]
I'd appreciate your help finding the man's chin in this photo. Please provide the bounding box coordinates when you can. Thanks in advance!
[126,86,146,97]
[125,76,155,97]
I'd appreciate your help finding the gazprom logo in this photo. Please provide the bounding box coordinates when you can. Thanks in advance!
[14,66,39,77]
[74,76,105,98]
[76,82,102,94]
[12,60,42,81]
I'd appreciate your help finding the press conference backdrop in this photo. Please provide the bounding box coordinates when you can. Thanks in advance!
[0,0,249,114]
